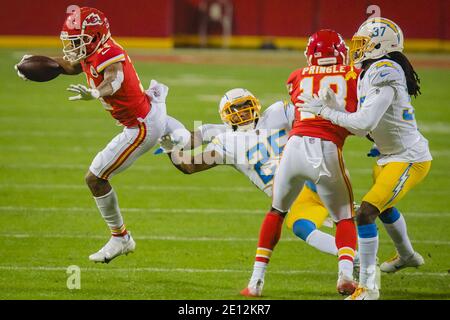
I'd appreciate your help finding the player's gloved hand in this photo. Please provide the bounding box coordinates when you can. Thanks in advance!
[67,84,100,101]
[14,54,33,81]
[146,79,169,104]
[157,134,179,153]
[295,93,325,116]
[367,145,381,157]
[155,128,191,154]
[319,87,339,109]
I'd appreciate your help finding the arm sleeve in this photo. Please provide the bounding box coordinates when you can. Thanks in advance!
[203,135,235,164]
[321,85,395,133]
[164,116,191,148]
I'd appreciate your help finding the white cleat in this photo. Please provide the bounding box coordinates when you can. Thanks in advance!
[380,252,424,273]
[240,279,264,297]
[89,233,136,264]
[345,286,380,300]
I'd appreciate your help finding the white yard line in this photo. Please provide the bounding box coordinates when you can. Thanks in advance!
[1,205,450,218]
[2,163,450,176]
[0,265,446,277]
[1,232,449,246]
[0,183,445,195]
[0,183,257,193]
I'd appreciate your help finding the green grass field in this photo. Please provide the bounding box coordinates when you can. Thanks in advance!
[0,48,449,300]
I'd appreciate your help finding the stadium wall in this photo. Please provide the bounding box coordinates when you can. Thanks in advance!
[0,0,449,51]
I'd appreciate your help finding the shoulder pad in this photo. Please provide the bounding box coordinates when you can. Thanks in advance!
[367,60,403,87]
[95,46,126,73]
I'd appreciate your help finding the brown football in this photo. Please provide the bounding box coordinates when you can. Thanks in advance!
[16,55,64,82]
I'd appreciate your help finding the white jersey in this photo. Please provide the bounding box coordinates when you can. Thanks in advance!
[361,60,432,164]
[322,59,432,165]
[202,101,295,196]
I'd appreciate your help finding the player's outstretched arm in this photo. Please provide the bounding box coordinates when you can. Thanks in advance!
[15,55,80,82]
[51,57,82,75]
[169,150,219,174]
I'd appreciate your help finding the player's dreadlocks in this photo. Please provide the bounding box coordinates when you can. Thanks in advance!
[362,51,421,98]
[387,51,421,98]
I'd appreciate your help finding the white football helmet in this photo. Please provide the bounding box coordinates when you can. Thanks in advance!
[350,17,404,66]
[219,88,261,131]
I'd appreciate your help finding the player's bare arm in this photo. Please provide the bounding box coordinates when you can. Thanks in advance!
[14,54,81,81]
[169,150,218,174]
[67,62,123,101]
[51,56,82,75]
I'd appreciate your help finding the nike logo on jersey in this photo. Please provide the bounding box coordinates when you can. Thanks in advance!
[379,72,389,77]
[101,48,111,55]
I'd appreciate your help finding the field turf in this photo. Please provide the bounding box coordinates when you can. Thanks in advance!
[0,48,449,300]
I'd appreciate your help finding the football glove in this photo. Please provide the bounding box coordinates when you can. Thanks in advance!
[319,87,339,109]
[157,134,180,154]
[146,79,169,104]
[14,54,33,81]
[67,84,100,101]
[295,93,325,116]
[367,145,381,157]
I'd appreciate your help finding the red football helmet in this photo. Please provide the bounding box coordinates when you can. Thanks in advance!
[60,7,111,62]
[304,29,348,66]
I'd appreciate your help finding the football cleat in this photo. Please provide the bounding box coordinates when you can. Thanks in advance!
[380,251,424,273]
[337,272,358,295]
[89,233,135,263]
[240,279,264,297]
[345,286,380,300]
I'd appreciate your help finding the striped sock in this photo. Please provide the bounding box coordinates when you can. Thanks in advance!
[94,189,128,238]
[358,223,379,290]
[380,207,414,259]
[255,211,284,263]
[249,211,284,285]
[111,224,128,237]
[336,218,357,278]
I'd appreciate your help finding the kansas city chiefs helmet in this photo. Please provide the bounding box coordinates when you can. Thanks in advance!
[305,29,348,66]
[60,7,111,63]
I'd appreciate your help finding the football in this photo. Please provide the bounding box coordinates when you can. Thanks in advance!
[16,55,64,82]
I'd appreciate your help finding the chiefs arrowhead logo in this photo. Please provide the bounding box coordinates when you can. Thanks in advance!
[83,13,103,26]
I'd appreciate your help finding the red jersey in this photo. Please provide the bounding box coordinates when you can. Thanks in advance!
[287,64,360,148]
[81,38,150,127]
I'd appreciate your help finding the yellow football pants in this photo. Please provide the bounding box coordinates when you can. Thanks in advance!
[363,161,431,213]
[285,184,329,229]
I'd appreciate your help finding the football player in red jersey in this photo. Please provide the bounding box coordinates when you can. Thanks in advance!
[15,7,189,263]
[241,30,362,297]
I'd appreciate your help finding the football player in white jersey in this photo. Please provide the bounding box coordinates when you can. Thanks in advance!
[160,88,345,296]
[299,18,432,300]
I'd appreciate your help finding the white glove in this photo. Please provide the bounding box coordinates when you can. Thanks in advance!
[158,129,191,153]
[295,93,325,116]
[146,79,169,104]
[318,87,339,109]
[67,84,100,101]
[158,134,178,153]
[14,54,33,81]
